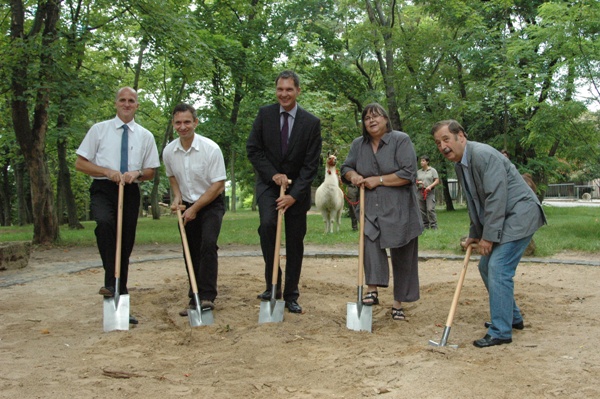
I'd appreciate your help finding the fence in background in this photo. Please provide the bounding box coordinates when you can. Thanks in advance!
[438,180,599,204]
[545,183,599,199]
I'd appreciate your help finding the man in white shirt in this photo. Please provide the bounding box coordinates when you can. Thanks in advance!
[163,103,226,316]
[75,87,160,324]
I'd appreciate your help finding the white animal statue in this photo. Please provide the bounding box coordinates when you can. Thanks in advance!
[315,153,345,233]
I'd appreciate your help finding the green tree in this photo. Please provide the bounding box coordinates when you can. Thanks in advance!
[8,0,61,244]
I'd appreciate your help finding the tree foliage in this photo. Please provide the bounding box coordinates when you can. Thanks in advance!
[0,0,598,240]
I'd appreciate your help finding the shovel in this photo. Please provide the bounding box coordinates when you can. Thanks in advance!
[258,182,288,324]
[428,244,475,348]
[103,183,130,332]
[346,185,372,332]
[177,207,214,327]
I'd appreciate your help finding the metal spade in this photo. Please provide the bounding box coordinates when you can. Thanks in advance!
[346,185,372,332]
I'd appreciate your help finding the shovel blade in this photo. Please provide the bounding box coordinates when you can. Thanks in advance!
[103,294,130,332]
[428,326,458,348]
[188,307,214,327]
[346,302,372,332]
[258,300,285,324]
[428,339,458,349]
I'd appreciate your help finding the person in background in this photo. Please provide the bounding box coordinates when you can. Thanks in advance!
[431,119,546,348]
[416,155,440,230]
[75,87,160,325]
[246,70,322,314]
[346,183,359,231]
[163,103,226,316]
[341,103,423,321]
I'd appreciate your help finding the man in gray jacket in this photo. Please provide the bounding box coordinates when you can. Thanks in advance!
[431,120,546,348]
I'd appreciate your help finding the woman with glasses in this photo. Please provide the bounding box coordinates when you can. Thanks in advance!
[341,103,423,321]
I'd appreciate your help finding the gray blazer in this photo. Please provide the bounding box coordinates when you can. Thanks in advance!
[456,141,546,244]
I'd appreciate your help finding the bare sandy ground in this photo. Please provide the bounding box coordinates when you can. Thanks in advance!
[1,244,599,398]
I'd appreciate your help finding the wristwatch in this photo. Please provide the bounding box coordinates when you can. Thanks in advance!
[137,170,143,179]
[379,176,383,185]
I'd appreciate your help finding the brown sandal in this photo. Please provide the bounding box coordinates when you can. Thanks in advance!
[391,307,406,321]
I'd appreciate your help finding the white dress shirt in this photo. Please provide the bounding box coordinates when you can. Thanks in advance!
[76,116,160,179]
[163,133,227,203]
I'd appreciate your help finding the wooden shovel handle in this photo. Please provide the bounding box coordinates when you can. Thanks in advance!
[114,183,124,279]
[177,208,199,294]
[357,185,365,286]
[270,180,292,286]
[444,244,475,327]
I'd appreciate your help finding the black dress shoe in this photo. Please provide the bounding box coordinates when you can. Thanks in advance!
[257,289,282,301]
[484,320,524,330]
[473,334,512,348]
[129,316,139,325]
[285,300,302,314]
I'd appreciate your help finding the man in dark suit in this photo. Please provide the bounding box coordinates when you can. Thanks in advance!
[247,70,322,314]
[431,120,546,348]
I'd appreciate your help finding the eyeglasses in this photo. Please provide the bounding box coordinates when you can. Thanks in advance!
[363,115,382,122]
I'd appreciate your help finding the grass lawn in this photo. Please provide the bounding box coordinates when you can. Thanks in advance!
[2,205,599,257]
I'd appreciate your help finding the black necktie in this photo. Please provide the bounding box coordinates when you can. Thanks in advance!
[120,124,129,173]
[281,112,289,155]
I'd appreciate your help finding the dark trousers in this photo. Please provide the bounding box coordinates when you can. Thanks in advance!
[179,197,225,303]
[257,188,307,301]
[90,179,140,294]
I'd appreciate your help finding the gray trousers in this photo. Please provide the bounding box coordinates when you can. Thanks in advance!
[418,190,437,229]
[364,236,420,303]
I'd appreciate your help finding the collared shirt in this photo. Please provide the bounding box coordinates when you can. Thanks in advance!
[340,130,423,248]
[416,166,439,188]
[163,133,226,203]
[76,116,160,179]
[279,104,298,142]
[458,145,476,196]
[457,144,484,226]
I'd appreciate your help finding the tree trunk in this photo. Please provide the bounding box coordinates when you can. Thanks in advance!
[152,80,186,220]
[9,0,61,244]
[0,161,10,226]
[56,137,84,229]
[28,151,59,243]
[151,121,173,220]
[14,162,33,225]
[365,0,402,130]
[439,163,455,211]
[229,148,236,212]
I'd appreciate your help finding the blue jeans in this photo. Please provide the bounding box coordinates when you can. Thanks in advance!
[478,235,533,339]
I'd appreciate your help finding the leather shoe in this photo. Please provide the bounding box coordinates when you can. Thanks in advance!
[473,334,512,348]
[129,316,138,325]
[200,300,215,311]
[484,320,524,330]
[257,289,282,301]
[285,300,302,314]
[99,286,114,297]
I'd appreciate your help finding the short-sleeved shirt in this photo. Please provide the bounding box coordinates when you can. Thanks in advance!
[417,167,439,188]
[341,131,423,248]
[163,133,226,203]
[76,117,160,179]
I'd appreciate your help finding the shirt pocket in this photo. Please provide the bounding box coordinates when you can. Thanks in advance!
[190,157,209,177]
[129,146,144,170]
